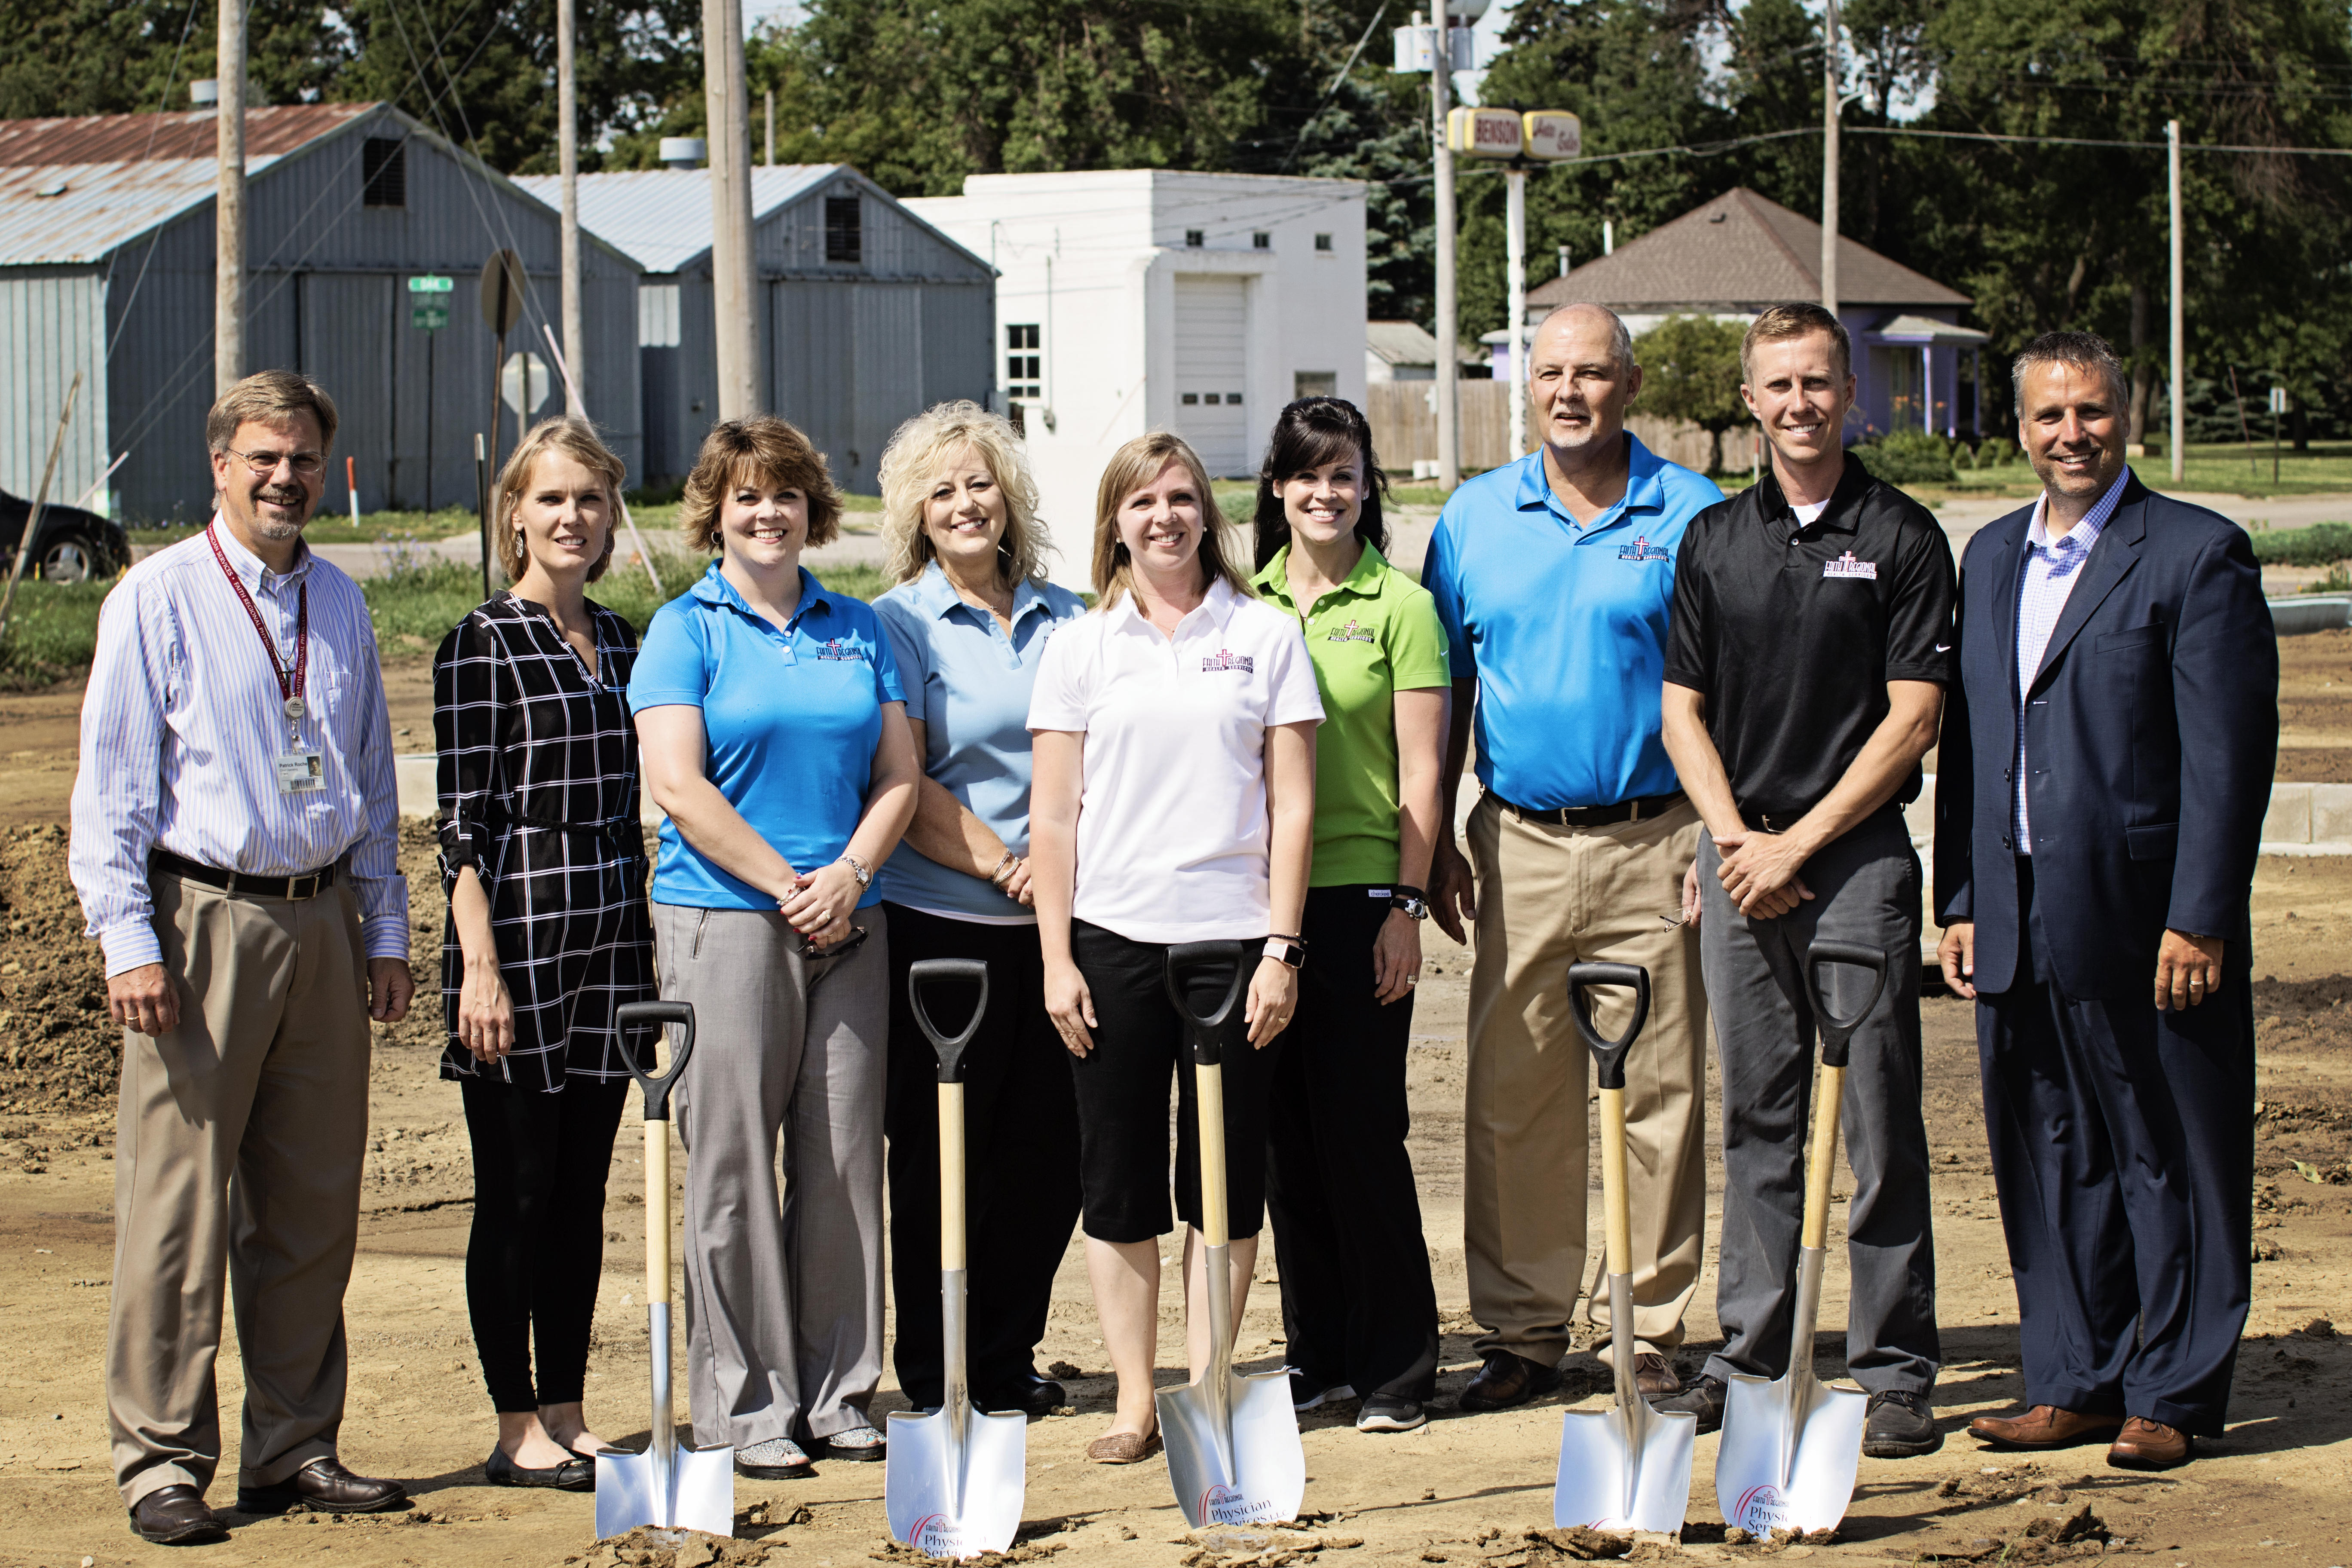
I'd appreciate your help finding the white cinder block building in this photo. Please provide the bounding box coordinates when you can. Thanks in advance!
[904,171,1368,588]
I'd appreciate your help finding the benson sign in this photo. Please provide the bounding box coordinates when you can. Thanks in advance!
[1444,107,1583,161]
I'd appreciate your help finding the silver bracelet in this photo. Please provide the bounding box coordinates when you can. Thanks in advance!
[989,850,1018,886]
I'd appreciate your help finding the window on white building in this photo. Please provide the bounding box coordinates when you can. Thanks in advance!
[1314,233,1333,252]
[1006,324,1041,398]
[1185,229,1205,248]
[1252,232,1271,250]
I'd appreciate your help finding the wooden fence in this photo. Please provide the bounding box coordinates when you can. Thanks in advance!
[1364,381,1724,477]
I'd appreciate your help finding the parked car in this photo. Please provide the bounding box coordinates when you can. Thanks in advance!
[0,490,129,584]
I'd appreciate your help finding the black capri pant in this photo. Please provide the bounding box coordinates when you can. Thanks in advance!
[1070,920,1285,1244]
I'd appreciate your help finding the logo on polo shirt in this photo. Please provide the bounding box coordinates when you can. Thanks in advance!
[814,637,866,660]
[1617,536,1671,562]
[1200,649,1256,674]
[1325,619,1375,644]
[1822,551,1878,580]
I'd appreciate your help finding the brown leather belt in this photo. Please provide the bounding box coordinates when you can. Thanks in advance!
[1492,790,1687,828]
[151,848,339,900]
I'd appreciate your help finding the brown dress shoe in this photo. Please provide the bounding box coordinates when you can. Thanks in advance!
[1085,1429,1163,1464]
[1457,1350,1563,1412]
[1633,1354,1681,1398]
[236,1457,407,1515]
[1966,1405,2124,1450]
[129,1484,228,1545]
[2108,1417,2193,1470]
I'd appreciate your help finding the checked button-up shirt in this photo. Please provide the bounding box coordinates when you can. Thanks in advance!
[2013,469,2131,852]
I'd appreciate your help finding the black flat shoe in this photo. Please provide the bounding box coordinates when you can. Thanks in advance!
[975,1371,1068,1417]
[485,1446,594,1491]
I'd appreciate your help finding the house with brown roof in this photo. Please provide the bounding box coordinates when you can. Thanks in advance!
[1504,187,1988,442]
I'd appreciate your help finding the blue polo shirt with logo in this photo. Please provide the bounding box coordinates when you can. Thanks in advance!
[628,560,905,910]
[1424,434,1724,811]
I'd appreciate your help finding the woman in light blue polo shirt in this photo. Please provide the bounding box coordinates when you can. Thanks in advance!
[870,401,1088,1421]
[629,415,920,1480]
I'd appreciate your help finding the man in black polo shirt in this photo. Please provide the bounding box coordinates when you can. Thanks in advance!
[1656,302,1951,1458]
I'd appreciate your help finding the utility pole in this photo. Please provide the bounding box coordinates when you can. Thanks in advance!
[558,0,586,417]
[1820,0,1840,317]
[2168,119,2184,484]
[706,0,759,420]
[1506,163,1528,459]
[215,0,247,394]
[1431,16,1458,491]
[766,88,776,166]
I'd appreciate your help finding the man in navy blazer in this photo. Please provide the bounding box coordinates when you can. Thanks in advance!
[1934,331,2275,1470]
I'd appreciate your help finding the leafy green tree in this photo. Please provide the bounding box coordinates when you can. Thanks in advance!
[0,0,346,118]
[1634,313,1751,474]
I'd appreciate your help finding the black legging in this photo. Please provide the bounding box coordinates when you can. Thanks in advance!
[460,1076,630,1412]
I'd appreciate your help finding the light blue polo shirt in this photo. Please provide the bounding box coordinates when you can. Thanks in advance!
[1424,434,1723,810]
[872,564,1088,922]
[628,560,905,910]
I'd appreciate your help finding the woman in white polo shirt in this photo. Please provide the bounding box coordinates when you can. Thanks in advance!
[1028,429,1324,1465]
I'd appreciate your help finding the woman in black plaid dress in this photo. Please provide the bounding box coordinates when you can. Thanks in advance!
[435,418,654,1491]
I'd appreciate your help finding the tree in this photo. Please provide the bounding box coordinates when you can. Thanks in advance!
[1635,314,1751,474]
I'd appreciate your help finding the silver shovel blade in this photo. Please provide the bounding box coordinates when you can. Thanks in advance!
[1715,1372,1867,1536]
[884,1405,1026,1558]
[594,1441,737,1540]
[1553,1403,1697,1533]
[1158,1366,1305,1528]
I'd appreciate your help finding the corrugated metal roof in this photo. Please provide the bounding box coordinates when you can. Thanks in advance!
[514,165,840,273]
[0,105,374,166]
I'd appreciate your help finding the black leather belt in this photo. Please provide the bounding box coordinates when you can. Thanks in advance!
[151,849,339,900]
[1493,789,1686,828]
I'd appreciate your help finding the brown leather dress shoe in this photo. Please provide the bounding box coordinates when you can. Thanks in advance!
[1633,1354,1681,1398]
[2108,1416,2193,1470]
[1457,1350,1563,1412]
[129,1484,228,1545]
[1085,1429,1163,1464]
[236,1457,407,1515]
[1966,1405,2124,1450]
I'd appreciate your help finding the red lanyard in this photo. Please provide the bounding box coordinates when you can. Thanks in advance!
[206,522,309,730]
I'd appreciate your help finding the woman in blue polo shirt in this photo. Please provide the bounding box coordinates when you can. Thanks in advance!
[870,401,1089,1421]
[629,416,920,1480]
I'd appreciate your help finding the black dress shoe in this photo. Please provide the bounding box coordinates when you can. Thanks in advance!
[486,1446,594,1491]
[1654,1373,1727,1433]
[1456,1350,1563,1412]
[236,1457,407,1515]
[129,1484,228,1545]
[975,1370,1067,1417]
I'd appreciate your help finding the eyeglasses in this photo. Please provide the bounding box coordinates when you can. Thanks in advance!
[225,446,327,480]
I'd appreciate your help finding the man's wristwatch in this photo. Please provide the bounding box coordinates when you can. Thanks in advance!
[1262,934,1307,970]
[1390,884,1430,921]
[839,853,871,889]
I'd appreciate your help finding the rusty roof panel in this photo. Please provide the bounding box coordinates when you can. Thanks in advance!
[0,104,374,167]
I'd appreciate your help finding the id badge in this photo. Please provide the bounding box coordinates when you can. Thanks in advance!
[276,750,325,793]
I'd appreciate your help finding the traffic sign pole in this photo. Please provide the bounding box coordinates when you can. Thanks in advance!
[408,277,452,516]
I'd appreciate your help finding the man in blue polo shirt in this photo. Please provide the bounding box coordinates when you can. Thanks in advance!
[1427,302,1724,1411]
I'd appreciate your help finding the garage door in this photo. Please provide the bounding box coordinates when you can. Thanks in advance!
[1174,275,1249,476]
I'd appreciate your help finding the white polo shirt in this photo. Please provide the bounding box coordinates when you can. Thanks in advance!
[1028,576,1325,943]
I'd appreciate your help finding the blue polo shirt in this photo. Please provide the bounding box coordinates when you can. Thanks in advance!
[628,560,905,910]
[1424,434,1723,810]
[871,564,1088,922]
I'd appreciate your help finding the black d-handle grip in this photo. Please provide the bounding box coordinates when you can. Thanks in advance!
[1568,962,1651,1090]
[615,1000,695,1122]
[909,958,990,1082]
[1163,940,1251,1067]
[1805,940,1888,1069]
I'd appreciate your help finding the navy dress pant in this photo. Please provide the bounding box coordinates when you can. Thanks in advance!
[1977,858,2254,1436]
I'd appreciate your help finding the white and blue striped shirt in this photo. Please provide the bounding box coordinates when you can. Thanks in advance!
[2013,469,2131,851]
[69,520,409,975]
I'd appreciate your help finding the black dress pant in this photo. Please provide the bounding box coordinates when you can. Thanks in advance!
[1977,858,2254,1436]
[1265,885,1440,1400]
[882,904,1081,1407]
[460,1075,630,1412]
[1069,920,1284,1243]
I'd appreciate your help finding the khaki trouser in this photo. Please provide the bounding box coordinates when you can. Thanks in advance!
[108,871,372,1507]
[1463,792,1709,1363]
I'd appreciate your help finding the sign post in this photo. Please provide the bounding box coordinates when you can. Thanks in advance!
[2272,384,2289,486]
[478,251,528,599]
[1446,107,1580,461]
[409,275,452,512]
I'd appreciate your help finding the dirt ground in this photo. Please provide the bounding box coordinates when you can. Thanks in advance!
[4,648,2352,1568]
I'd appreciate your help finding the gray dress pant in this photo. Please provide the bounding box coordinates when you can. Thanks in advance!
[655,903,889,1447]
[1697,808,1939,1396]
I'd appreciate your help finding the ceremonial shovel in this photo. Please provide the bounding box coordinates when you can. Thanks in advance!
[1713,940,1890,1538]
[597,1001,736,1541]
[885,959,1027,1559]
[1155,941,1306,1530]
[1552,962,1697,1535]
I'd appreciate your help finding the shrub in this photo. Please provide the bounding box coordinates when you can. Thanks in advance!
[2250,521,2352,568]
[1852,429,1957,485]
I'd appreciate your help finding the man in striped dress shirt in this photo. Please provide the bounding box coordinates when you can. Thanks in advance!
[68,371,413,1545]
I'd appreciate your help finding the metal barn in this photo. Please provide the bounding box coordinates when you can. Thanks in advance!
[0,104,643,524]
[518,166,995,492]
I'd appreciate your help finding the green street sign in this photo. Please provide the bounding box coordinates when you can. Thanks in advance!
[411,304,450,330]
[407,275,454,294]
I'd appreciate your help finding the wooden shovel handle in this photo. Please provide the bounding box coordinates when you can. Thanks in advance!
[1800,1065,1846,1250]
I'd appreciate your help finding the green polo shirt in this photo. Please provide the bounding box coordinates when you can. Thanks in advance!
[1252,542,1452,886]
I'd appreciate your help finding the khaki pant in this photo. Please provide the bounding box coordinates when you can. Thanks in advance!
[1464,792,1709,1363]
[108,872,372,1507]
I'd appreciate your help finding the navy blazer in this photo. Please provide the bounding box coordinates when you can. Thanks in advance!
[1932,472,2277,1000]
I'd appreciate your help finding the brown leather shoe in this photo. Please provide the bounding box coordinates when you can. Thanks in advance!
[129,1484,228,1545]
[236,1457,407,1515]
[1457,1350,1563,1412]
[1085,1429,1163,1464]
[2108,1416,2193,1470]
[1633,1353,1681,1398]
[1966,1404,2124,1450]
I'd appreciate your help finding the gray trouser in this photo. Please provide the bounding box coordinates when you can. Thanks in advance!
[1698,808,1939,1396]
[655,903,889,1446]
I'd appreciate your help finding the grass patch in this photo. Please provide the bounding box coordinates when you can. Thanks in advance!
[1940,440,2352,499]
[0,579,111,683]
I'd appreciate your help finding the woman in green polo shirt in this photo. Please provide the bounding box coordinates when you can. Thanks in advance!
[1249,396,1451,1434]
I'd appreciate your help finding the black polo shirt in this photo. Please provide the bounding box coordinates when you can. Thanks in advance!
[1663,458,1954,827]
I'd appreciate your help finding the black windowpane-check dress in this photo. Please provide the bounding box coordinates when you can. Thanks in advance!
[434,593,655,1091]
